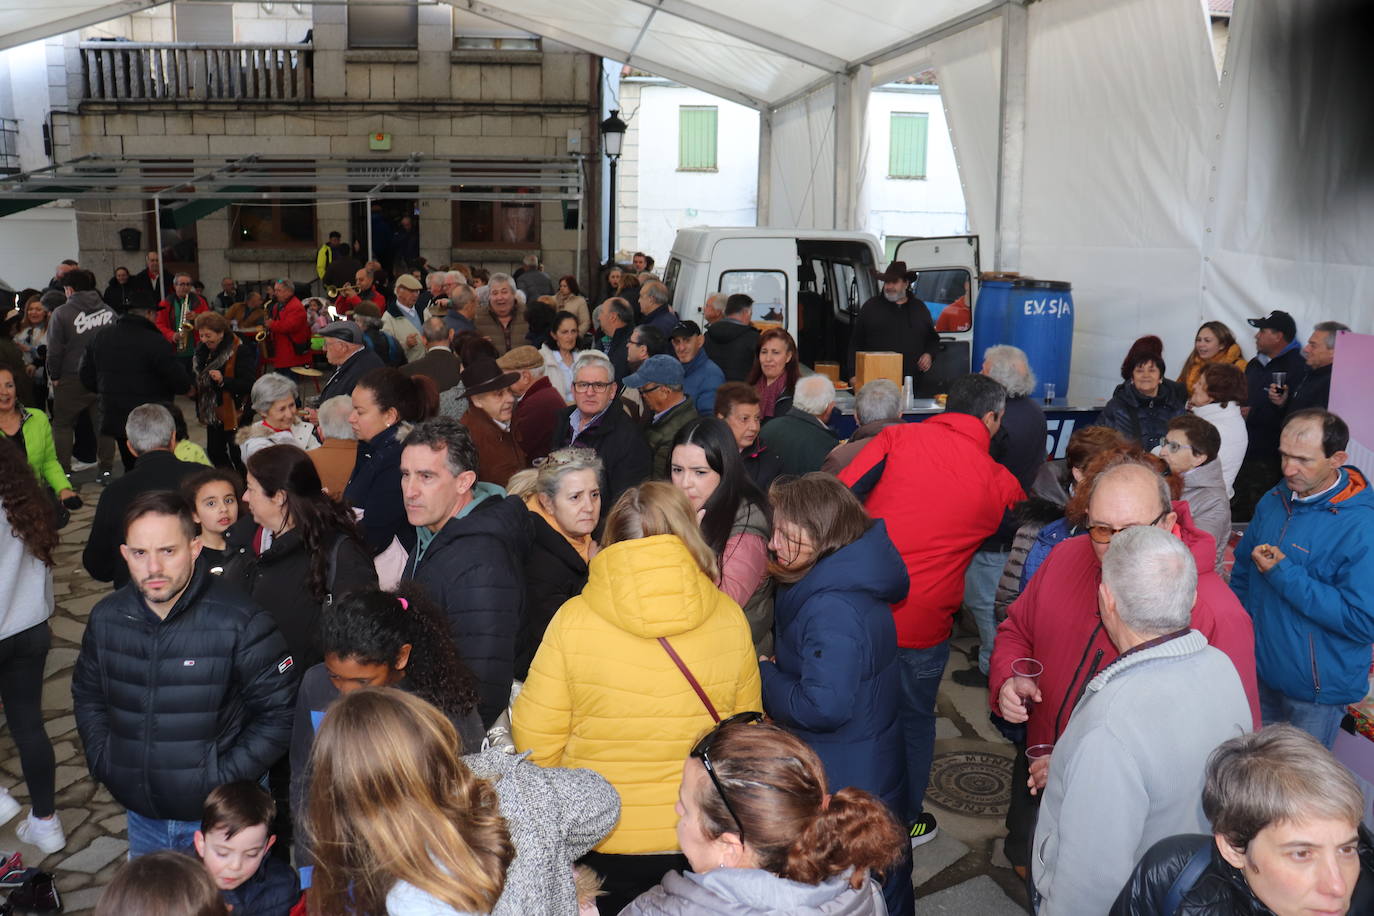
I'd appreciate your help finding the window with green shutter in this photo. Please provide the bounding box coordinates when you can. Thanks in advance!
[889,112,929,179]
[679,106,719,171]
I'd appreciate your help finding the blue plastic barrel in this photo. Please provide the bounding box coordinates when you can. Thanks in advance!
[1008,280,1073,402]
[973,279,1073,402]
[971,280,1012,371]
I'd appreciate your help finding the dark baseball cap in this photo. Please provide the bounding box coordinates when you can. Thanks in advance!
[1247,310,1297,340]
[670,320,702,339]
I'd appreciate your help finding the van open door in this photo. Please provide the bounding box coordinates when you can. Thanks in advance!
[893,235,980,396]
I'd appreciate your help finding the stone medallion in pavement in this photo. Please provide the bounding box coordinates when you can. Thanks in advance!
[925,750,1013,818]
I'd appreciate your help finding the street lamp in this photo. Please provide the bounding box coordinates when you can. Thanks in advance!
[600,109,627,267]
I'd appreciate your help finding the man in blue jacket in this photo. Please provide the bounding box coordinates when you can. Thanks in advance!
[670,320,725,415]
[1231,408,1374,748]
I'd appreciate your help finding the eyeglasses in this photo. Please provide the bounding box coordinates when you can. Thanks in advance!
[572,381,614,392]
[532,447,598,468]
[690,711,766,842]
[1161,439,1197,455]
[1087,509,1168,545]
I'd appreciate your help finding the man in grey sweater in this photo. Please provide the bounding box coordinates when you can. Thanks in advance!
[46,268,117,476]
[1031,526,1252,916]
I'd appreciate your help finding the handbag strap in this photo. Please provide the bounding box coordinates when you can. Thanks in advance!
[658,636,720,722]
[1161,842,1212,915]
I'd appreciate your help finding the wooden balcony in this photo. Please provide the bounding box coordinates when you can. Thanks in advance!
[79,41,313,103]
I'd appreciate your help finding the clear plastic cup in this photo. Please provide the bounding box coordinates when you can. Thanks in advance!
[1043,383,1056,405]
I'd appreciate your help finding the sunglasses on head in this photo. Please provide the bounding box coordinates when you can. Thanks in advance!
[690,711,766,842]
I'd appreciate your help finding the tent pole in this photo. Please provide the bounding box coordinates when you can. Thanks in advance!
[994,2,1027,271]
[366,196,374,263]
[154,193,164,301]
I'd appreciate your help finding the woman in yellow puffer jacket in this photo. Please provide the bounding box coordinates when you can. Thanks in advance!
[512,482,762,914]
[1176,320,1247,394]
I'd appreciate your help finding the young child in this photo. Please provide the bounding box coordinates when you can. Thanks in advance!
[194,781,300,916]
[182,468,248,574]
[169,403,214,466]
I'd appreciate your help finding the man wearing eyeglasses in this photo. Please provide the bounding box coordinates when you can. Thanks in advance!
[989,455,1259,879]
[550,351,651,520]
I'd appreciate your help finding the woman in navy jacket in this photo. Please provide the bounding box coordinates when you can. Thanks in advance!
[759,472,913,916]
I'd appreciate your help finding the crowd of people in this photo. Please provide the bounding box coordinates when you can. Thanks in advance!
[0,249,1369,916]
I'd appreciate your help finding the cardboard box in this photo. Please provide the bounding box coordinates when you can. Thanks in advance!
[813,361,841,383]
[855,351,903,392]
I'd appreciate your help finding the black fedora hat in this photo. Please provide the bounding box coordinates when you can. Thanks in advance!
[461,357,520,396]
[873,260,919,283]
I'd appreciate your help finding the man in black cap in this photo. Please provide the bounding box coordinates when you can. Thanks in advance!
[311,319,384,407]
[1234,309,1309,520]
[848,261,939,384]
[671,319,725,415]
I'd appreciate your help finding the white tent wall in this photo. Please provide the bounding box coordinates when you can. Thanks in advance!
[925,18,1002,249]
[1015,0,1216,402]
[1203,0,1374,345]
[765,82,837,228]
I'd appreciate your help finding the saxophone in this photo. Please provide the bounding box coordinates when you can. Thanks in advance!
[175,320,195,352]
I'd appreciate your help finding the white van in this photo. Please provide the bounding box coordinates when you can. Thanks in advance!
[662,228,981,395]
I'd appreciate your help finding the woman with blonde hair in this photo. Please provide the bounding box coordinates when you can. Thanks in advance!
[506,448,603,677]
[1177,320,1247,394]
[513,482,760,913]
[306,687,618,916]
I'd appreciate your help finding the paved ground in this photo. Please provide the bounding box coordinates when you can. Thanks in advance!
[0,459,1031,914]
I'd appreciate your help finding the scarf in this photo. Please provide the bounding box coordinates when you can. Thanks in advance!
[194,337,237,426]
[523,493,594,563]
[756,374,788,419]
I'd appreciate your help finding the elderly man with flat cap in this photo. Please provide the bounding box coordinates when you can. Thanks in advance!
[312,319,384,408]
[382,273,426,363]
[459,358,526,488]
[498,345,565,462]
[847,260,939,386]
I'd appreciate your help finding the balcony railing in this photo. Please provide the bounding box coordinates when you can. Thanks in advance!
[79,41,313,102]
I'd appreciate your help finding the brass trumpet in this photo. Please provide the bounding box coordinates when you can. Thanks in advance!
[254,326,269,342]
[325,283,357,299]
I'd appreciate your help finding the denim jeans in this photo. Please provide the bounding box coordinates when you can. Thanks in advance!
[896,641,951,823]
[965,549,1008,674]
[126,810,200,858]
[1258,681,1346,749]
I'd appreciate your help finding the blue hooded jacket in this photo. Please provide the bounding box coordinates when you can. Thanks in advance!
[1232,467,1374,705]
[760,520,909,813]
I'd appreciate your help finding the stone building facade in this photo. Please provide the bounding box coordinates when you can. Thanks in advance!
[50,4,602,291]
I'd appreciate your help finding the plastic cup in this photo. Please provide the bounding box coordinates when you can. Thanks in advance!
[1010,657,1043,709]
[1043,383,1056,405]
[1271,371,1287,389]
[1026,743,1054,761]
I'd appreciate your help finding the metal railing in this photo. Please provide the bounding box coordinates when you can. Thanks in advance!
[0,118,18,175]
[79,41,313,102]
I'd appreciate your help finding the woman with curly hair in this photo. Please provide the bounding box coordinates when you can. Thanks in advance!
[304,688,619,916]
[0,439,66,854]
[233,444,377,669]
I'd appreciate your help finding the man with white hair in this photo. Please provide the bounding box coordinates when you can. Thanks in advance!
[952,345,1048,687]
[82,404,204,588]
[1031,525,1252,916]
[821,378,905,475]
[417,270,447,316]
[758,374,839,476]
[515,253,554,301]
[550,350,651,517]
[307,395,359,498]
[474,272,529,355]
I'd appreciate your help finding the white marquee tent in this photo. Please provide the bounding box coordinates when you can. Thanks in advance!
[1,0,1369,397]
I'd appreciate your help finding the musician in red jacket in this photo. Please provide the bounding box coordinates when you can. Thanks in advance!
[264,279,311,372]
[155,273,210,347]
[838,373,1024,846]
[333,267,385,317]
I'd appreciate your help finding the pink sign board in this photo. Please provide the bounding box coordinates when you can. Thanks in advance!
[1329,332,1374,471]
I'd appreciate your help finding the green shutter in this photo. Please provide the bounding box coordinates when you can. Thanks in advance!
[889,112,929,179]
[679,106,719,171]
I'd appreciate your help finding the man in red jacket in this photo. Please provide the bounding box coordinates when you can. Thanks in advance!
[989,456,1260,874]
[838,373,1024,846]
[263,279,312,373]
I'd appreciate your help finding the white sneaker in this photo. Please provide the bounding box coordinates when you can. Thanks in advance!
[0,790,18,826]
[16,812,65,855]
[70,459,97,472]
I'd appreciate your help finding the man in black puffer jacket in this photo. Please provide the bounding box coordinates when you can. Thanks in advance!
[1110,725,1374,915]
[400,417,533,728]
[72,491,298,857]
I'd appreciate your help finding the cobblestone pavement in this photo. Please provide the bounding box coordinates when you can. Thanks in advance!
[0,465,1031,913]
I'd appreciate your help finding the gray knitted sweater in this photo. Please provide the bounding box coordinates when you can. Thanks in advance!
[386,749,620,916]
